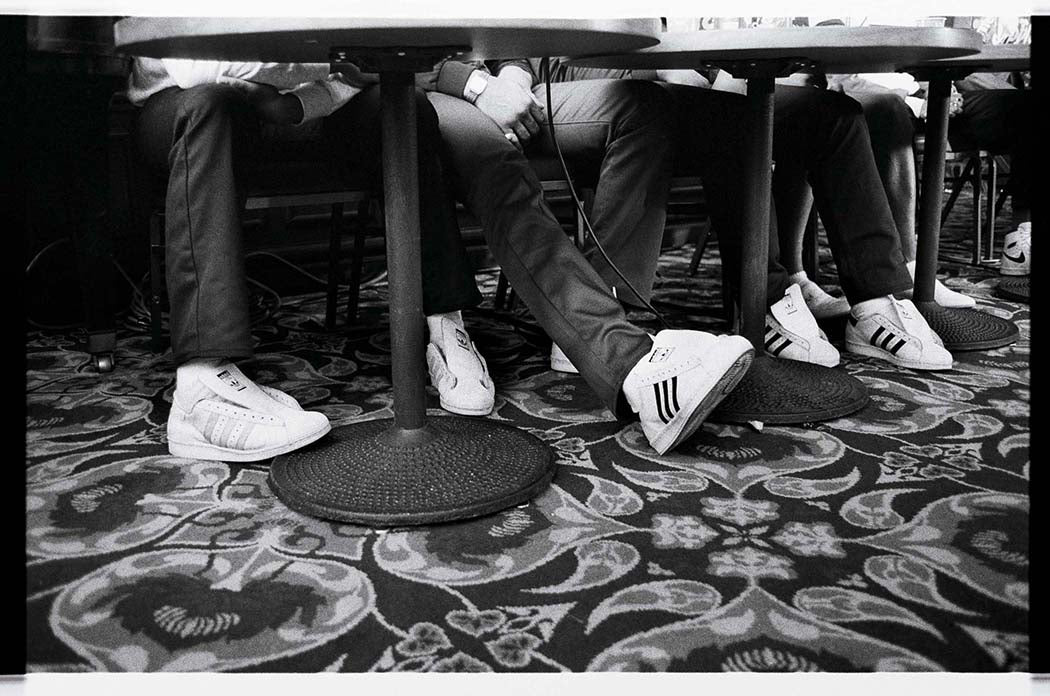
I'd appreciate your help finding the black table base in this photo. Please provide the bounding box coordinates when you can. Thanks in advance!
[710,355,869,424]
[270,417,556,527]
[913,74,1019,353]
[996,276,1030,304]
[915,301,1019,351]
[269,59,554,526]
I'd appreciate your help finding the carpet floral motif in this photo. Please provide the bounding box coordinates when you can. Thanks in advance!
[26,233,1028,672]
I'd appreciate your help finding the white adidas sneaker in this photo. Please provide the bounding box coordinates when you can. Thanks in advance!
[1000,222,1031,276]
[765,284,841,367]
[426,315,495,416]
[550,342,580,374]
[845,296,953,370]
[904,260,976,308]
[789,271,850,320]
[167,362,331,462]
[622,330,754,455]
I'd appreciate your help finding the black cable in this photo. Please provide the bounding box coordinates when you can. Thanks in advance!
[539,56,670,331]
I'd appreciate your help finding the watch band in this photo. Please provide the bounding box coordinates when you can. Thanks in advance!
[464,71,488,104]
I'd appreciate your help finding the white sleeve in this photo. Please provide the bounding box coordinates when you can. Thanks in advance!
[160,59,332,91]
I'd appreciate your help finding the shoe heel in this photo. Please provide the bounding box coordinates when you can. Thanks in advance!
[660,348,755,454]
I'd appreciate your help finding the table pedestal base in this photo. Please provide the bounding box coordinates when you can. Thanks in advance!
[915,300,1018,351]
[270,417,556,527]
[996,277,1030,304]
[709,355,869,424]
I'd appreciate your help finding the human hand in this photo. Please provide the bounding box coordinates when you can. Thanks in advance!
[215,76,304,125]
[474,74,545,144]
[655,68,711,89]
[948,84,965,118]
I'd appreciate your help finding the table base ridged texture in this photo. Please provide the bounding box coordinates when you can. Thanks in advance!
[996,277,1030,303]
[915,301,1019,351]
[709,356,869,424]
[270,417,556,526]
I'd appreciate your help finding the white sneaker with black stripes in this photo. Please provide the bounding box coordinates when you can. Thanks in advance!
[845,296,953,370]
[764,283,841,367]
[623,330,754,455]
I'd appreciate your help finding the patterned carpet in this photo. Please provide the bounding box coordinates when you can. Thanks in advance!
[25,199,1029,673]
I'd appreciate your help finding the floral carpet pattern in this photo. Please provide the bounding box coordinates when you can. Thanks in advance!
[26,207,1029,672]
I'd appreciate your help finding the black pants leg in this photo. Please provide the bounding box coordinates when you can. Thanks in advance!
[322,85,483,316]
[135,83,481,365]
[770,86,913,304]
[528,78,676,306]
[427,92,652,416]
[950,89,1032,215]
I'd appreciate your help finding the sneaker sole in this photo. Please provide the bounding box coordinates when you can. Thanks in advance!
[550,358,580,374]
[650,348,755,455]
[845,341,952,371]
[438,398,494,417]
[168,421,332,462]
[999,266,1029,277]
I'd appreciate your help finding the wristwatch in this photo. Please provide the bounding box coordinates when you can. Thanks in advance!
[464,70,489,104]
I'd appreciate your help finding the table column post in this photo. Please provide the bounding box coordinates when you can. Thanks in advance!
[914,75,951,304]
[739,74,776,349]
[379,70,427,434]
[708,64,868,425]
[908,69,1017,351]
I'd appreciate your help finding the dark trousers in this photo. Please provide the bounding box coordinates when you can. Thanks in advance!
[949,89,1032,213]
[135,83,481,365]
[666,84,912,306]
[527,79,676,307]
[428,87,657,416]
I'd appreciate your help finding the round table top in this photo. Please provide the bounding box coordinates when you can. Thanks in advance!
[113,18,661,62]
[907,43,1030,73]
[572,26,983,75]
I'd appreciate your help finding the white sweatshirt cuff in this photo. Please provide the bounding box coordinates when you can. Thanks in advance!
[288,82,334,125]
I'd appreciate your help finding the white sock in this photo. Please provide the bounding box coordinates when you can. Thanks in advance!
[788,270,809,284]
[905,260,975,308]
[426,310,464,342]
[176,357,227,384]
[851,296,893,318]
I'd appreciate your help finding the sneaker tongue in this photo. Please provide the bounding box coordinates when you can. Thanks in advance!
[438,324,489,387]
[199,364,285,415]
[892,299,930,338]
[771,284,819,336]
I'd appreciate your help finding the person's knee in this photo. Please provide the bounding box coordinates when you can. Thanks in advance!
[413,87,440,133]
[175,83,248,123]
[821,89,865,118]
[861,92,914,140]
[603,79,676,130]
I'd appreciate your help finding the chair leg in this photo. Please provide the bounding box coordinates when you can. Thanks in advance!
[576,187,595,248]
[941,156,973,230]
[971,155,983,265]
[345,199,369,327]
[687,219,712,277]
[494,271,510,310]
[149,211,165,353]
[325,202,344,331]
[986,155,999,262]
[801,209,820,281]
